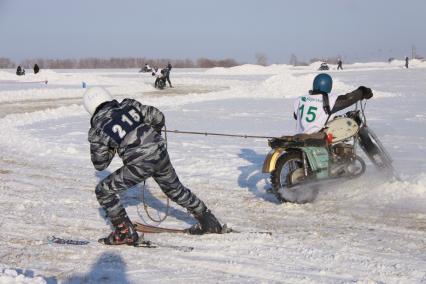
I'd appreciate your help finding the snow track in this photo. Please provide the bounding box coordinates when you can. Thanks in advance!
[0,65,425,283]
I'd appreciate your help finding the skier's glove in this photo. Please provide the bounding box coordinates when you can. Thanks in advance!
[153,126,163,135]
[357,86,373,100]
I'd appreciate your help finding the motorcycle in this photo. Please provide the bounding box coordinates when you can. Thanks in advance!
[262,102,396,203]
[153,68,169,90]
[318,62,329,71]
[140,66,152,73]
[154,76,166,89]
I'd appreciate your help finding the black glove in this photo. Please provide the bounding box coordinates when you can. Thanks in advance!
[357,86,373,100]
[153,125,163,134]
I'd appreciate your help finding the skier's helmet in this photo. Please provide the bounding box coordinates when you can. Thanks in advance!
[312,73,333,94]
[83,87,113,115]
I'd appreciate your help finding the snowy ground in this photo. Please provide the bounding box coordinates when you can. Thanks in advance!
[0,60,425,283]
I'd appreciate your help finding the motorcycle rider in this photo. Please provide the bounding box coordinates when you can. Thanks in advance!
[152,66,165,88]
[83,87,223,245]
[293,73,373,134]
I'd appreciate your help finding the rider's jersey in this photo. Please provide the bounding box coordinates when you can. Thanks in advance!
[153,69,164,78]
[293,93,338,134]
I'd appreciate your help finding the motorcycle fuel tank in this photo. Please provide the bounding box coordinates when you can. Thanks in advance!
[324,117,359,143]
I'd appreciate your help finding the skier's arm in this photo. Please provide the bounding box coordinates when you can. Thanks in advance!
[293,112,297,120]
[331,86,373,114]
[88,128,116,171]
[142,105,165,133]
[90,142,115,171]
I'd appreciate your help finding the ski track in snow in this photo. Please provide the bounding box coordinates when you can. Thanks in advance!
[0,63,426,283]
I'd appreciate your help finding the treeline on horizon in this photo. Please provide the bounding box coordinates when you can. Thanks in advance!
[0,57,240,69]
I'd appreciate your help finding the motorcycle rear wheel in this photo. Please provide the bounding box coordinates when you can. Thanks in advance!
[271,152,318,204]
[157,79,166,89]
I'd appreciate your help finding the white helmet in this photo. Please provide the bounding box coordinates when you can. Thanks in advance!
[83,87,113,115]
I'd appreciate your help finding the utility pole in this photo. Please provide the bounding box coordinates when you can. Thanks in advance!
[412,45,416,59]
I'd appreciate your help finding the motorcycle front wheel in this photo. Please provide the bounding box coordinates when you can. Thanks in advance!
[358,127,392,169]
[271,152,318,204]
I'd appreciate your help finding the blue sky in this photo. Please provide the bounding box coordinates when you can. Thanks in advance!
[1,0,425,63]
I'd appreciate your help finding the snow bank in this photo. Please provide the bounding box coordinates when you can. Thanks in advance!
[254,72,393,99]
[0,68,153,91]
[0,105,87,158]
[0,88,83,103]
[205,64,292,75]
[0,269,46,284]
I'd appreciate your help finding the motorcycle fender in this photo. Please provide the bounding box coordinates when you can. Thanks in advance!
[262,148,285,173]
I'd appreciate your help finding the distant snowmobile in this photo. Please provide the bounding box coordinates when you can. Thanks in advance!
[263,102,396,203]
[318,62,329,71]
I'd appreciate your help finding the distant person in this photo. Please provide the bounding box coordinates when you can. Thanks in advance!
[165,62,173,88]
[16,65,25,76]
[405,56,409,68]
[337,59,343,70]
[33,64,40,74]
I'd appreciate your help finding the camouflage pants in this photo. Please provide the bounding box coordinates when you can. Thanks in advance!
[95,145,207,225]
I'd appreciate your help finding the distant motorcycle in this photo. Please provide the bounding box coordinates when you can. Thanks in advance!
[318,62,329,71]
[153,68,169,90]
[140,66,152,73]
[155,77,166,89]
[262,102,395,203]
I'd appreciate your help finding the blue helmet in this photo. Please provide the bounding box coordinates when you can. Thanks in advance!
[312,73,332,94]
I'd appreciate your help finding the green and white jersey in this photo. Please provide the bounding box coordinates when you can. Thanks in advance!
[293,93,338,134]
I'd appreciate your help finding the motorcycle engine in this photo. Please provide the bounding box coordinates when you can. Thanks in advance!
[331,143,354,161]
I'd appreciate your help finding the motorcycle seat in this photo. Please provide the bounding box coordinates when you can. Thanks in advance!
[269,132,327,148]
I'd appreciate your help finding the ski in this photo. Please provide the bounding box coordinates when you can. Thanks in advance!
[135,222,186,234]
[135,223,272,236]
[47,236,193,252]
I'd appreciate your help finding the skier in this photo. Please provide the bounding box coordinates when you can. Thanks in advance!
[337,58,343,70]
[293,73,373,134]
[83,87,223,245]
[405,56,409,68]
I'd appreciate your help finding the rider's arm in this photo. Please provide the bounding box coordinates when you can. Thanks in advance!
[331,87,373,114]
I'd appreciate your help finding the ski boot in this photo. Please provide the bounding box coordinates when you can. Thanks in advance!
[98,217,140,246]
[186,209,223,235]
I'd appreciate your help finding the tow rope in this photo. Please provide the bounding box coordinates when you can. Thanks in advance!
[163,129,276,139]
[139,126,276,225]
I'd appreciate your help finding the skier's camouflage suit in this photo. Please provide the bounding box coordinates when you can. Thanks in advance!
[88,98,207,225]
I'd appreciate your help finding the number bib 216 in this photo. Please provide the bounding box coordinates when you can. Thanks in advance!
[103,106,144,144]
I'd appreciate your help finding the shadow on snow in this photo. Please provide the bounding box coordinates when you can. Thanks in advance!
[64,252,130,284]
[237,148,279,204]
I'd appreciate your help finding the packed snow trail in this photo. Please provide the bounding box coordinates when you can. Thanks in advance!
[0,64,425,283]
